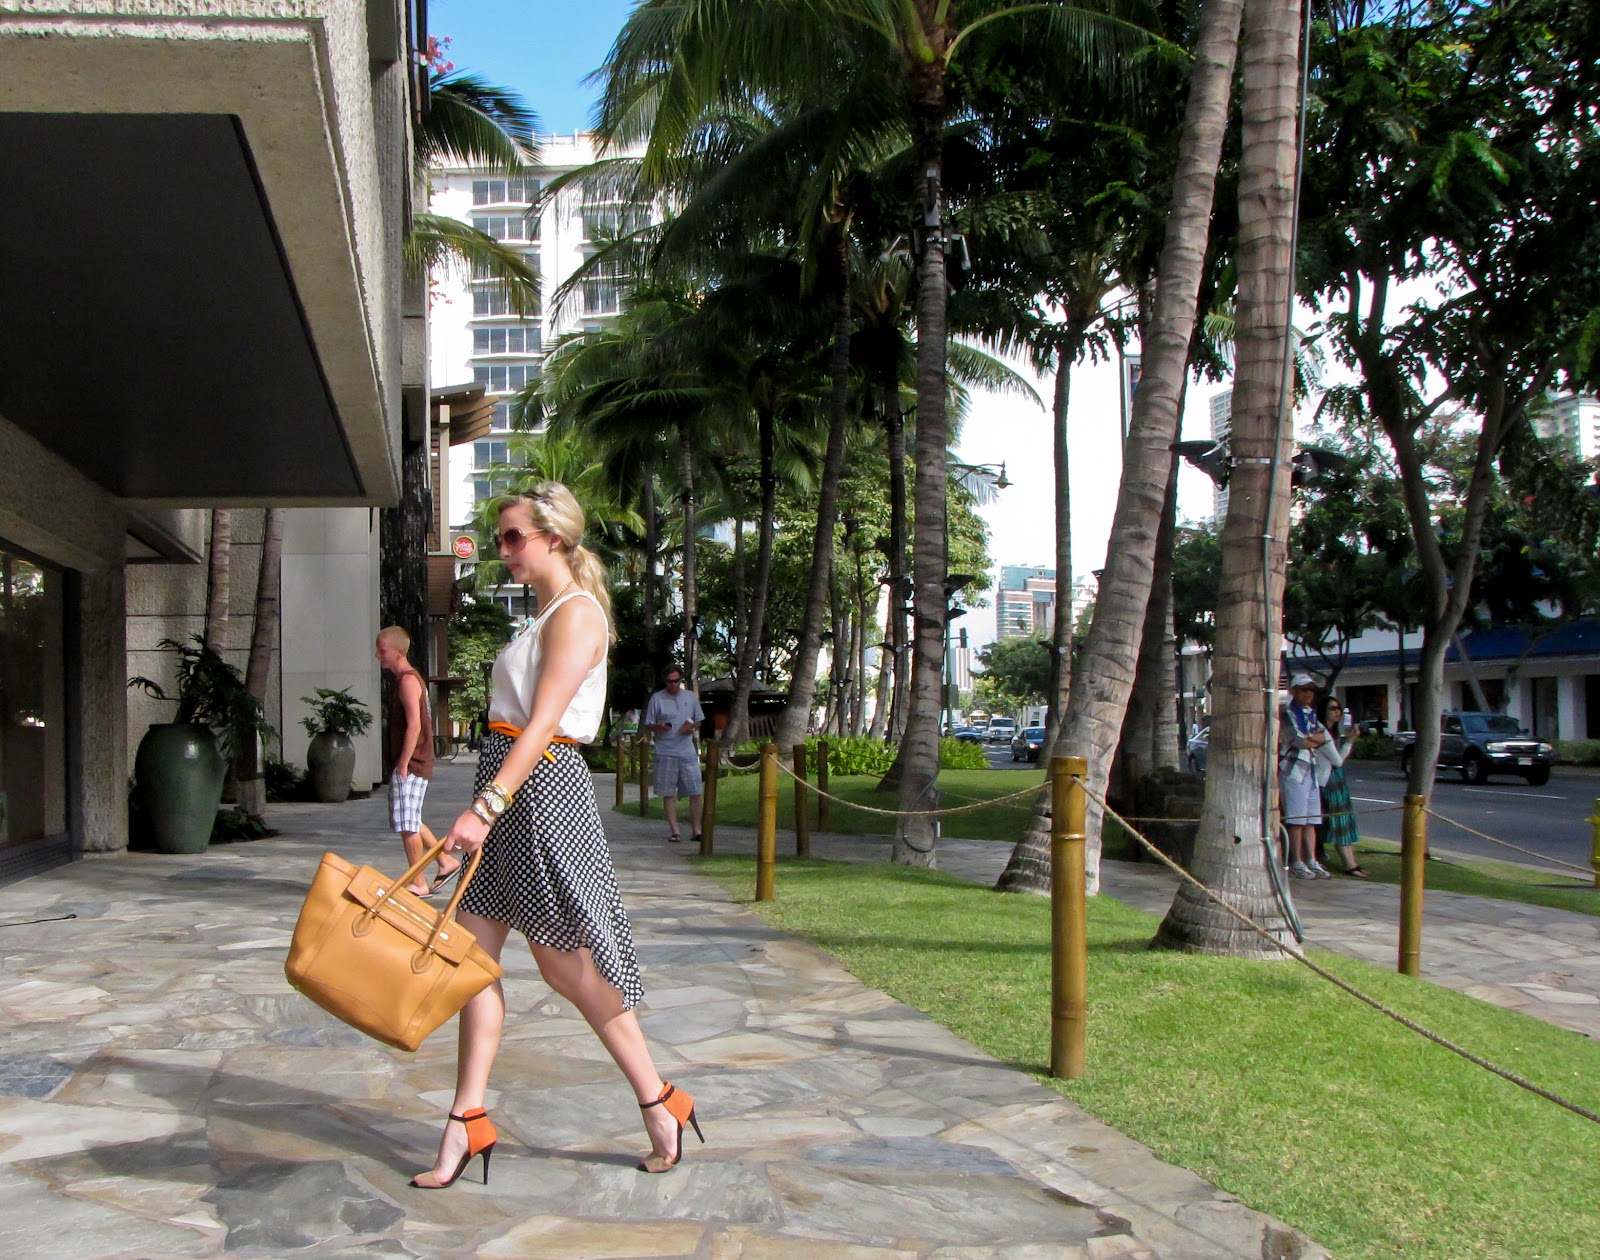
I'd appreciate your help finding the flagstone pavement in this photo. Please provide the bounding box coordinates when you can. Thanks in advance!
[0,759,1342,1259]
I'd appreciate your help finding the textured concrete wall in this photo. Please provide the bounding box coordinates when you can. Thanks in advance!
[280,507,383,788]
[0,416,128,853]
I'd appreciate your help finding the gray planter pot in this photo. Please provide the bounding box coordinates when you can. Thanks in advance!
[135,723,226,853]
[306,731,357,803]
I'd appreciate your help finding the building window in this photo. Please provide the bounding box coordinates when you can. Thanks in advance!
[472,363,539,394]
[472,177,541,206]
[473,439,511,471]
[581,206,648,241]
[0,546,66,861]
[490,401,514,431]
[472,214,539,243]
[473,326,542,356]
[472,289,513,318]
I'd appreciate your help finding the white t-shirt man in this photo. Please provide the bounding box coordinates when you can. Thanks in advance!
[644,677,704,760]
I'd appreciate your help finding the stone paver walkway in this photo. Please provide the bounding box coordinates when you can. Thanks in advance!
[0,760,1326,1259]
[689,792,1600,1041]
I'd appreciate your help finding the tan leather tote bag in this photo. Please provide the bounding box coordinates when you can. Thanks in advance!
[285,825,503,1051]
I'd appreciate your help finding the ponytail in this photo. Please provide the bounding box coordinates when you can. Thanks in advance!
[569,543,615,641]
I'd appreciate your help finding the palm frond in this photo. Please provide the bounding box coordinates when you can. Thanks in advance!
[405,214,541,318]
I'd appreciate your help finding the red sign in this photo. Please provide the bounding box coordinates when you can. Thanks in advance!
[451,535,477,560]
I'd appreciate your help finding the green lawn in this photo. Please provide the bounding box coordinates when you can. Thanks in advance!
[695,856,1600,1260]
[613,763,1599,918]
[1350,839,1598,918]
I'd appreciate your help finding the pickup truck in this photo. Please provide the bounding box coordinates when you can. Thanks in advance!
[1394,711,1553,786]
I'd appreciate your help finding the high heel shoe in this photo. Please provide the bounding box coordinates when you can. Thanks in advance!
[409,1107,497,1189]
[637,1082,704,1173]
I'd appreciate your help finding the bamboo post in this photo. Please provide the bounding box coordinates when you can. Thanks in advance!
[614,736,627,809]
[1588,798,1600,890]
[1399,794,1427,977]
[701,739,719,856]
[816,739,830,830]
[756,743,778,901]
[637,737,650,818]
[793,743,811,857]
[1050,755,1089,1080]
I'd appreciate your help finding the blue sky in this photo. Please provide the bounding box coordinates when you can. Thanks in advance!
[429,0,637,135]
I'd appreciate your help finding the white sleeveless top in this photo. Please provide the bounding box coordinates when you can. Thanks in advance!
[487,590,607,742]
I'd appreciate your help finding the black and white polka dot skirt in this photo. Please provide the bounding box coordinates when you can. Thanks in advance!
[457,731,644,1009]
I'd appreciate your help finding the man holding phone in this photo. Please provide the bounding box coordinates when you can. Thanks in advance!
[642,666,705,844]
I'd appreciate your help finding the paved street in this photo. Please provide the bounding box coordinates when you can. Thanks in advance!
[0,761,1325,1259]
[1342,761,1600,872]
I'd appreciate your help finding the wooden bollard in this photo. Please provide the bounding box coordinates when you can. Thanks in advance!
[637,737,651,818]
[793,743,811,858]
[614,736,627,808]
[1399,794,1426,977]
[816,739,830,830]
[701,738,719,856]
[756,743,778,901]
[1050,755,1089,1080]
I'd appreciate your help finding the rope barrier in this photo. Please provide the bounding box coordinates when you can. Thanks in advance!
[770,758,1048,817]
[1421,806,1596,879]
[1088,786,1600,1127]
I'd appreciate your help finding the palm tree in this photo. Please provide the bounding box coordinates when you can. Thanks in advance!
[408,71,542,314]
[996,0,1244,895]
[1154,0,1304,953]
[597,0,1150,864]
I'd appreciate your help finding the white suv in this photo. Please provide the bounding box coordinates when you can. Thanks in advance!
[986,718,1017,744]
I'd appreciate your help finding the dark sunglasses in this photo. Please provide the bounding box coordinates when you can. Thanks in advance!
[664,676,682,685]
[493,526,537,551]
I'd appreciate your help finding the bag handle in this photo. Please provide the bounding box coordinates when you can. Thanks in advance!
[366,823,485,958]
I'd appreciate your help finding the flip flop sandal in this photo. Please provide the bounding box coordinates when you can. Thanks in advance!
[1342,866,1371,878]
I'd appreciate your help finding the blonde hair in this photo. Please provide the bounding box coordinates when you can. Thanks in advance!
[502,482,615,639]
[378,625,411,653]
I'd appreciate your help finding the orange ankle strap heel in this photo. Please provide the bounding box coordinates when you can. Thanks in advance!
[637,1083,704,1173]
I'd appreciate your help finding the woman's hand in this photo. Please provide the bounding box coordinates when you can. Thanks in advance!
[443,808,492,854]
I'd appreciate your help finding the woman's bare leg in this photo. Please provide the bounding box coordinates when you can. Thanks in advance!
[414,912,509,1185]
[530,942,678,1157]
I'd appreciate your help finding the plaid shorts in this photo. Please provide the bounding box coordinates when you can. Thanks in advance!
[389,770,429,833]
[652,752,703,799]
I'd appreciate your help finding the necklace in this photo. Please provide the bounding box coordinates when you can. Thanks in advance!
[543,578,577,610]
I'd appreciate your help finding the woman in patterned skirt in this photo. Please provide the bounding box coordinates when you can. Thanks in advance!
[410,483,702,1190]
[1318,696,1369,877]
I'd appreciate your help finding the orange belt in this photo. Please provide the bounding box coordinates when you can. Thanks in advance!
[487,722,578,762]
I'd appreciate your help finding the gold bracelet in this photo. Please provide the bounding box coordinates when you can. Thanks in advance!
[483,781,514,812]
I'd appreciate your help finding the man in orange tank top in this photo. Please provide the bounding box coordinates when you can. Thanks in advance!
[377,626,455,894]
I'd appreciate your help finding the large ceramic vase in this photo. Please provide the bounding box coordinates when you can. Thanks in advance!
[307,731,356,803]
[135,723,226,854]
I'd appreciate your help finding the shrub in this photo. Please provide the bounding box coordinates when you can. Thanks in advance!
[1557,739,1600,766]
[1349,734,1395,760]
[725,734,989,776]
[581,744,618,774]
[265,757,308,802]
[939,736,989,770]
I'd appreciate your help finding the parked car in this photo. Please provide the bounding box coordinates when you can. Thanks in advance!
[1394,712,1553,785]
[1010,726,1046,762]
[986,717,1018,744]
[1186,727,1209,774]
[948,726,983,744]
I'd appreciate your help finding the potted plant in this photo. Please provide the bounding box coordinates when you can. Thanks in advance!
[300,687,373,803]
[129,636,273,854]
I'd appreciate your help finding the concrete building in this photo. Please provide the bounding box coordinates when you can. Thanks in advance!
[428,137,648,576]
[996,565,1057,641]
[1,2,423,882]
[1288,621,1600,741]
[1534,392,1600,461]
[1208,389,1232,524]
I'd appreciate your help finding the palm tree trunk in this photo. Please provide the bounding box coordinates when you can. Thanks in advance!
[1155,0,1304,954]
[852,542,870,736]
[642,478,660,663]
[996,0,1243,894]
[237,508,284,817]
[774,235,854,748]
[891,39,953,865]
[731,512,748,674]
[726,412,778,746]
[204,508,232,655]
[678,427,699,688]
[884,392,910,746]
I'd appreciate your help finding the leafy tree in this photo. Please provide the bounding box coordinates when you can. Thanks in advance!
[974,638,1053,712]
[1300,0,1600,796]
[445,599,513,726]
